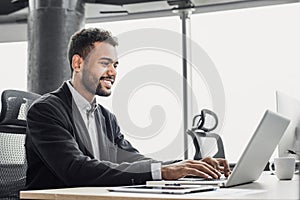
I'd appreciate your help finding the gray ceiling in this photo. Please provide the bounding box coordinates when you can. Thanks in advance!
[0,0,299,42]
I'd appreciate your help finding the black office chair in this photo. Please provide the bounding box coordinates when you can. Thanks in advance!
[187,109,226,160]
[187,129,226,160]
[0,89,40,200]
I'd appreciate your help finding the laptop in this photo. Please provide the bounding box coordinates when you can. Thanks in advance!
[147,110,290,187]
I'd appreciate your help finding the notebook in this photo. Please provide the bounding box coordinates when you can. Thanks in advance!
[147,110,290,187]
[107,185,217,194]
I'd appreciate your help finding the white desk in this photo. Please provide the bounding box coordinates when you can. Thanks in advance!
[20,172,299,200]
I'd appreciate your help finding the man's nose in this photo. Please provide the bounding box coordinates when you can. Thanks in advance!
[107,64,116,76]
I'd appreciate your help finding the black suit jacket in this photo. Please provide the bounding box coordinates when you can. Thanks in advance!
[25,82,157,190]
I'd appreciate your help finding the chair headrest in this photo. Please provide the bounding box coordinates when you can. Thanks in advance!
[0,89,41,126]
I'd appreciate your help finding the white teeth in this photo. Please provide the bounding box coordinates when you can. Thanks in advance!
[104,80,112,86]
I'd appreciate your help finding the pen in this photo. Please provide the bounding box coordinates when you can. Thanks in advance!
[165,183,181,186]
[287,149,300,156]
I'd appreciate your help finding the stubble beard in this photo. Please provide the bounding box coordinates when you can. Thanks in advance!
[96,82,111,97]
[82,66,111,97]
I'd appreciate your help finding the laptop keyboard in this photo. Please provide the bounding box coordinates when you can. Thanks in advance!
[202,177,227,181]
[180,176,228,182]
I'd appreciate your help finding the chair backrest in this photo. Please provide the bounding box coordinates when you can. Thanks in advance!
[0,129,27,199]
[0,89,41,126]
[0,89,40,199]
[187,129,226,160]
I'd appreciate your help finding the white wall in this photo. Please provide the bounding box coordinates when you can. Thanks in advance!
[0,3,299,163]
[0,42,27,92]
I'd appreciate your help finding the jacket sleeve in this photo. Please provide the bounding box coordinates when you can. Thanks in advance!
[26,97,153,187]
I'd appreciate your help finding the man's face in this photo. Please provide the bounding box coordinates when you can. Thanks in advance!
[81,42,118,97]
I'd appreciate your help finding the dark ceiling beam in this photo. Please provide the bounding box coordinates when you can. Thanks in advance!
[0,0,28,15]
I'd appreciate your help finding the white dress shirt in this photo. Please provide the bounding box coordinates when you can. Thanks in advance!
[67,81,100,160]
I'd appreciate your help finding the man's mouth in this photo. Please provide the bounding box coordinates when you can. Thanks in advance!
[100,76,115,88]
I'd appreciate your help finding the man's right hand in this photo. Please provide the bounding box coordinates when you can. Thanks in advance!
[161,158,229,180]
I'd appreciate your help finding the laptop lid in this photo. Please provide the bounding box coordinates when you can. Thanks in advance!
[224,110,290,187]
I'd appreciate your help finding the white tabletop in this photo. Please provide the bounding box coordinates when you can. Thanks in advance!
[20,172,299,200]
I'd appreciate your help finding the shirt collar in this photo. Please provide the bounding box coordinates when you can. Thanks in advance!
[66,80,98,112]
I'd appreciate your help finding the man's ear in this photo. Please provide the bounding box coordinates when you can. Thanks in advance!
[72,54,83,73]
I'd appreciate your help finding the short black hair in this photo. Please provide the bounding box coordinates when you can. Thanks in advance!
[67,28,118,73]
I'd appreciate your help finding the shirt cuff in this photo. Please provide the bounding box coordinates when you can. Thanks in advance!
[151,162,162,180]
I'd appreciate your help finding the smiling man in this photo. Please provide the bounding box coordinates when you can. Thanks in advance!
[25,28,230,190]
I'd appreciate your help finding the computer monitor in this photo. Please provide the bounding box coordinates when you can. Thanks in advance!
[276,91,300,160]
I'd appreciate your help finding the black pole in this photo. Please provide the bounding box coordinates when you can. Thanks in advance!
[27,0,85,94]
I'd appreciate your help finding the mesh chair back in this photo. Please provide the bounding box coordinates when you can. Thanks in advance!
[0,130,27,199]
[0,89,40,200]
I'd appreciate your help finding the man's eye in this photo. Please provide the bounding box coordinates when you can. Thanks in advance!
[100,62,110,67]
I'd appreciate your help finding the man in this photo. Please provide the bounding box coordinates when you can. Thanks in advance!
[25,28,230,190]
